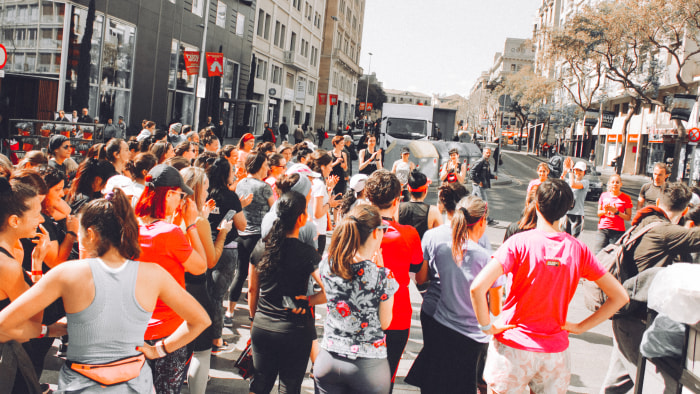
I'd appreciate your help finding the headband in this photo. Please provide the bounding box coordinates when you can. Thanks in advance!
[242,134,255,142]
[408,184,429,193]
[461,207,485,227]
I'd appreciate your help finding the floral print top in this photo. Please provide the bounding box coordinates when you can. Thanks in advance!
[319,257,399,359]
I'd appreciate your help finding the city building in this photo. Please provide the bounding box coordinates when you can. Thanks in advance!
[250,0,324,134]
[384,89,432,106]
[315,0,365,132]
[0,0,258,138]
[466,71,491,132]
[434,93,468,131]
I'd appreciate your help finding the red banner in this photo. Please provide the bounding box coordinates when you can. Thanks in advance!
[358,102,365,111]
[183,51,200,76]
[329,94,338,106]
[318,93,327,105]
[366,103,373,111]
[206,52,224,77]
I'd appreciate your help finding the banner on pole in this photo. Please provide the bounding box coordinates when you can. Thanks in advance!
[183,51,200,76]
[205,52,224,77]
[318,93,327,105]
[329,94,338,106]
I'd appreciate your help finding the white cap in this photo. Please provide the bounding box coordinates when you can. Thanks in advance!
[349,174,368,192]
[102,175,139,197]
[573,161,587,172]
[286,163,321,178]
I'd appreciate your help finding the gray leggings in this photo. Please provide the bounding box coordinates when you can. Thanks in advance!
[313,349,391,394]
[207,248,237,338]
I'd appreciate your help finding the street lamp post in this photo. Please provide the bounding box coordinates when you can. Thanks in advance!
[193,0,211,134]
[326,15,338,132]
[363,52,373,122]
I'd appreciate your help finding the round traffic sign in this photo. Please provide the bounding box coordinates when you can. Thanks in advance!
[689,127,700,143]
[0,44,6,70]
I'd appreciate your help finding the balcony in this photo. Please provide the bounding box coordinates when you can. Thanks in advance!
[283,51,306,71]
[332,48,361,75]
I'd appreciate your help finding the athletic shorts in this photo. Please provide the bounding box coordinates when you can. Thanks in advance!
[483,339,570,394]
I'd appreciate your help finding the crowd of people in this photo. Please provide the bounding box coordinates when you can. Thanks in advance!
[0,120,698,394]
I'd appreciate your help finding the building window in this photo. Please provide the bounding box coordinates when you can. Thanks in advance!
[216,1,226,28]
[290,32,297,52]
[256,58,268,80]
[308,80,316,95]
[310,46,318,66]
[236,13,245,36]
[271,64,282,85]
[192,0,204,17]
[168,40,198,125]
[257,9,265,36]
[510,64,516,71]
[220,59,240,99]
[264,13,271,39]
[274,21,281,46]
[286,73,294,89]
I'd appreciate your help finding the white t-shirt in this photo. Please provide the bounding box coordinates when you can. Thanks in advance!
[311,178,329,234]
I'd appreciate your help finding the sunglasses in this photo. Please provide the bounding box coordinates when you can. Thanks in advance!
[63,145,73,149]
[375,224,389,233]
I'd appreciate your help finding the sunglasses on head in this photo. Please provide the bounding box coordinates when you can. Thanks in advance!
[375,224,389,233]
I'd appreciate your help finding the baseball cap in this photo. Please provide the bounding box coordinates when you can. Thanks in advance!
[573,161,587,172]
[48,135,69,154]
[286,163,321,178]
[401,146,410,154]
[102,174,139,197]
[146,164,194,195]
[349,174,368,192]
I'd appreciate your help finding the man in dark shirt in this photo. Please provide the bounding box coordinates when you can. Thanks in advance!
[279,118,289,142]
[77,107,92,124]
[55,110,68,122]
[469,147,498,225]
[637,162,669,209]
[262,122,276,144]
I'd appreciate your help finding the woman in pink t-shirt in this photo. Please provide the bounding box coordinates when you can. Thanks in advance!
[595,174,633,252]
[527,163,549,194]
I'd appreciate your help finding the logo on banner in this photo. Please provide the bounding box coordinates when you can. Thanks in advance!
[359,102,365,111]
[183,51,200,76]
[329,94,338,106]
[206,52,224,77]
[366,103,373,111]
[318,93,327,105]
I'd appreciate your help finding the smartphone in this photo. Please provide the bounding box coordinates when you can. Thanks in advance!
[218,209,236,229]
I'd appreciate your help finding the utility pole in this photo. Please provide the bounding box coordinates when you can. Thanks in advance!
[193,0,211,134]
[363,52,373,122]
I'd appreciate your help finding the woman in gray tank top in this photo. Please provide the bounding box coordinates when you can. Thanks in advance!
[0,189,210,393]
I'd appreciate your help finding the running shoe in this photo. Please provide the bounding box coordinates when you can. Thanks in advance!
[223,315,233,327]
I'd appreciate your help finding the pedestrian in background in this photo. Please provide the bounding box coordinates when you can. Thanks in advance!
[358,134,382,176]
[637,162,669,209]
[562,158,589,238]
[440,148,466,184]
[469,147,497,225]
[595,174,632,253]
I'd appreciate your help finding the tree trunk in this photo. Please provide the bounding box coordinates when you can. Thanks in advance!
[670,118,687,182]
[616,99,640,175]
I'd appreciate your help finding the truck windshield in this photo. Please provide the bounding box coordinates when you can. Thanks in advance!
[386,118,427,140]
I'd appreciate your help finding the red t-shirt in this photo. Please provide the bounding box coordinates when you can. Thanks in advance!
[598,192,633,232]
[381,220,423,330]
[494,229,606,353]
[138,221,193,340]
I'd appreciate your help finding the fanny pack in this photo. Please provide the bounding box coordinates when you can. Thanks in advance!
[66,354,145,386]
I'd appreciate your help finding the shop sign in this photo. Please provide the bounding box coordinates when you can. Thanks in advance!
[205,53,224,77]
[627,134,639,143]
[183,51,200,76]
[584,109,599,127]
[296,80,306,103]
[670,94,697,121]
[607,134,623,143]
[602,111,616,129]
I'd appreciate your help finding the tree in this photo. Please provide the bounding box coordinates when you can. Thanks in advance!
[356,78,387,118]
[492,66,557,151]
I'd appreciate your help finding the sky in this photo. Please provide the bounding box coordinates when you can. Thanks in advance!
[360,0,541,98]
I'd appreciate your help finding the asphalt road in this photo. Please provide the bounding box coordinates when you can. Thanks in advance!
[39,149,658,393]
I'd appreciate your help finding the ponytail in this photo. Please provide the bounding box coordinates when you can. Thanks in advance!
[451,196,487,263]
[328,204,381,280]
[338,188,357,217]
[258,191,307,280]
[81,188,141,259]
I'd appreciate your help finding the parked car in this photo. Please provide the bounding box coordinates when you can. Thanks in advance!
[585,165,604,201]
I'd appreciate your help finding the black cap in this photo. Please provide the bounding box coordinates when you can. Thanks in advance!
[401,146,410,154]
[146,164,194,195]
[48,135,69,154]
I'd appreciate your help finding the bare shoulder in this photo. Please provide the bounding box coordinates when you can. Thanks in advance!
[0,254,23,281]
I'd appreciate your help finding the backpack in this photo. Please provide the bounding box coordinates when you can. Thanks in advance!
[582,221,662,312]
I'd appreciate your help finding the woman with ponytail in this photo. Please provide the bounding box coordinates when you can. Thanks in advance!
[0,188,210,392]
[247,191,325,394]
[407,195,503,394]
[314,204,398,394]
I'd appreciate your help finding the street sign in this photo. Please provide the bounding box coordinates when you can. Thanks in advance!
[183,51,200,75]
[689,127,700,143]
[205,52,224,77]
[196,77,206,98]
[0,44,6,69]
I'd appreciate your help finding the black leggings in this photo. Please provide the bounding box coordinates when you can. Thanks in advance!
[230,234,261,303]
[250,325,314,394]
[385,328,409,384]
